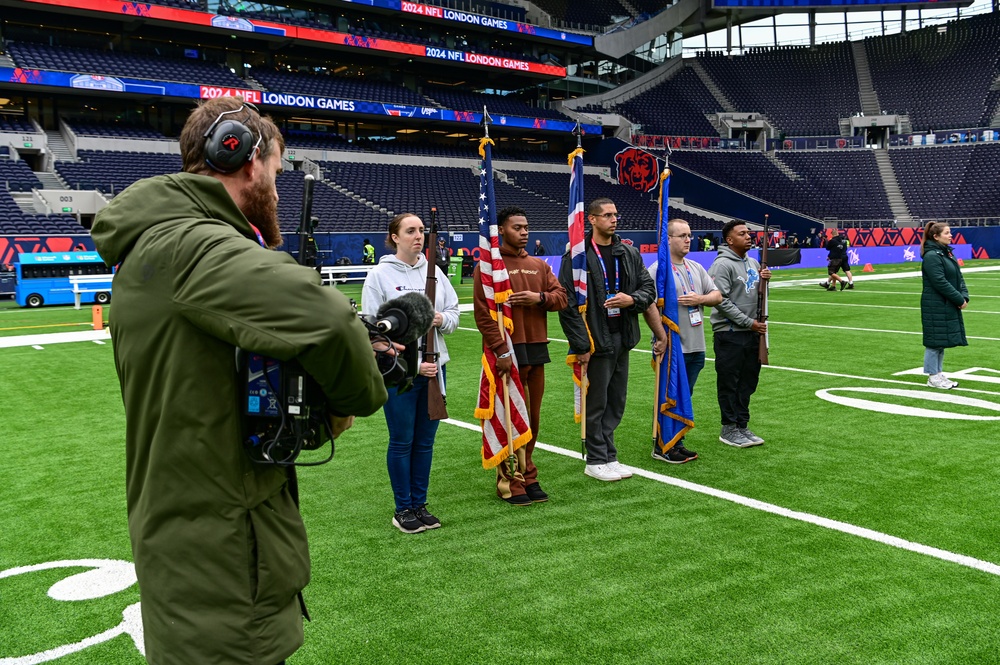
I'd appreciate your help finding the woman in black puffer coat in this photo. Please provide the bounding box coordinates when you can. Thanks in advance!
[920,221,969,389]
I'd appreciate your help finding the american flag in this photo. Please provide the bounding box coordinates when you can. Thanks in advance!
[565,146,590,423]
[474,137,532,469]
[654,167,694,452]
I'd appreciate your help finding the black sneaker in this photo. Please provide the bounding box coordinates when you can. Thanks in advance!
[392,509,426,534]
[413,504,441,529]
[676,445,699,460]
[503,494,532,506]
[847,282,854,290]
[839,280,847,291]
[652,447,691,464]
[525,483,549,503]
[826,283,837,291]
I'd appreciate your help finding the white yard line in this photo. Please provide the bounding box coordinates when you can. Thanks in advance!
[444,417,1000,578]
[768,299,1000,314]
[768,321,1000,342]
[0,329,111,349]
[781,289,1000,299]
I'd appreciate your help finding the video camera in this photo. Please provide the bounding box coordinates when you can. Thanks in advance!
[354,291,436,392]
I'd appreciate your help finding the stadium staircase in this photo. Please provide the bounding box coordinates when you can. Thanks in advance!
[689,60,736,114]
[0,52,14,68]
[44,130,75,162]
[872,148,912,225]
[243,76,265,91]
[764,153,801,180]
[10,192,35,215]
[991,77,1000,127]
[34,171,67,190]
[418,94,447,110]
[850,41,881,117]
[319,164,394,216]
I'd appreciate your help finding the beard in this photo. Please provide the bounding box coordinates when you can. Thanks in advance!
[241,177,283,249]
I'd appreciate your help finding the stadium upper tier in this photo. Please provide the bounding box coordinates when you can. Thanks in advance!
[6,42,247,88]
[422,85,569,120]
[864,12,1000,134]
[671,150,893,221]
[252,69,428,106]
[591,12,1000,139]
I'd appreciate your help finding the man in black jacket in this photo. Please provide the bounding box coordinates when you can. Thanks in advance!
[558,198,657,482]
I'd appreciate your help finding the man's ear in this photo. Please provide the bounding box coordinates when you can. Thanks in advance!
[240,155,258,183]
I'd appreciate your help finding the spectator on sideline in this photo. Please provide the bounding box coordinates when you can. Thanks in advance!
[362,238,375,264]
[473,206,567,505]
[708,220,771,449]
[534,238,547,256]
[820,231,854,291]
[920,221,968,389]
[558,198,656,482]
[91,97,386,665]
[362,213,460,533]
[648,219,722,463]
[435,236,450,275]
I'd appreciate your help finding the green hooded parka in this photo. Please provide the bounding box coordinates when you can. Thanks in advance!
[92,173,387,665]
[920,239,969,349]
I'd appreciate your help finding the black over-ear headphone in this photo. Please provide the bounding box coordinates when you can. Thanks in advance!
[203,102,263,174]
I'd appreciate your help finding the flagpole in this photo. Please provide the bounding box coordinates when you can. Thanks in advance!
[481,105,516,476]
[571,120,588,461]
[653,150,670,453]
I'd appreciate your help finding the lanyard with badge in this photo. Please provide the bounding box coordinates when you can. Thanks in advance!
[592,238,621,317]
[671,260,703,327]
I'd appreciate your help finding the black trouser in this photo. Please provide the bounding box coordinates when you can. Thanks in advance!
[713,330,761,427]
[584,331,629,465]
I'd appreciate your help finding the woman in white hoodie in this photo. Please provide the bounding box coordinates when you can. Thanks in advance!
[362,213,460,534]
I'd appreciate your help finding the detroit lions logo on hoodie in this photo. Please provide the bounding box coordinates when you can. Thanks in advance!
[738,266,760,294]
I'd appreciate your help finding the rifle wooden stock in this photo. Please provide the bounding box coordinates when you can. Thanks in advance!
[757,215,770,365]
[424,208,449,420]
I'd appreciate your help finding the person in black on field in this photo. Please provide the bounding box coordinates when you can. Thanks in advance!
[820,231,854,291]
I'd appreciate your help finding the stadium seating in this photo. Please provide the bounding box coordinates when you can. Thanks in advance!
[275,171,389,234]
[0,115,37,133]
[696,43,860,137]
[0,159,42,192]
[890,143,1000,220]
[284,132,365,152]
[865,12,1000,132]
[66,121,166,140]
[0,190,80,234]
[529,0,630,29]
[671,150,893,221]
[612,67,723,137]
[7,41,247,88]
[252,69,428,106]
[56,151,181,196]
[422,85,569,120]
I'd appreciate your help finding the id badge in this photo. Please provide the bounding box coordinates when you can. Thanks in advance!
[688,307,703,327]
[606,295,621,317]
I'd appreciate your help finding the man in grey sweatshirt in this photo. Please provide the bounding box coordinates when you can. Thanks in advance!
[708,220,771,448]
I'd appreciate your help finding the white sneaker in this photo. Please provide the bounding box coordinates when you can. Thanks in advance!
[607,461,633,479]
[927,373,954,390]
[584,464,621,482]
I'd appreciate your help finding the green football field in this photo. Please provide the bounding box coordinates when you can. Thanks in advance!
[2,259,1000,664]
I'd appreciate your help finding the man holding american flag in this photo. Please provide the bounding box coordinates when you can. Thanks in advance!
[474,206,567,505]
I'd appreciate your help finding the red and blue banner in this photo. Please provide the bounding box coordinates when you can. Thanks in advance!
[18,0,569,77]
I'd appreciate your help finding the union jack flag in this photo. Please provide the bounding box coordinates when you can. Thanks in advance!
[474,137,532,469]
[565,146,590,423]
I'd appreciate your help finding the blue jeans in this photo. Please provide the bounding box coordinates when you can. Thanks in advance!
[684,351,706,393]
[383,370,443,513]
[924,347,944,375]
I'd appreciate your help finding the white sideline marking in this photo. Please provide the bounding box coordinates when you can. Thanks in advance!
[456,327,1000,396]
[769,265,1000,289]
[769,299,1000,314]
[444,417,1000,577]
[790,289,1000,299]
[769,321,1000,342]
[0,330,111,349]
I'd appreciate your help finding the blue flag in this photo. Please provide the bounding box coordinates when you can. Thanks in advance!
[654,168,694,453]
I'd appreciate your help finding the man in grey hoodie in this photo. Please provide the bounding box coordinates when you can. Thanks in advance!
[708,220,771,448]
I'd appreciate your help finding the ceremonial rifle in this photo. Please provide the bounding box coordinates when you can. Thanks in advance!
[423,207,449,421]
[757,214,770,365]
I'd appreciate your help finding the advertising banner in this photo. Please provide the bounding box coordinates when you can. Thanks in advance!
[0,67,600,135]
[20,0,568,77]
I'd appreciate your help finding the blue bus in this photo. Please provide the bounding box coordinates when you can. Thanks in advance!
[14,252,112,308]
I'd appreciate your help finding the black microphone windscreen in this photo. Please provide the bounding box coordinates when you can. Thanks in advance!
[377,292,435,345]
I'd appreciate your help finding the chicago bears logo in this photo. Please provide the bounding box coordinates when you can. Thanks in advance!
[621,238,634,246]
[222,134,241,151]
[614,148,658,193]
[836,139,848,149]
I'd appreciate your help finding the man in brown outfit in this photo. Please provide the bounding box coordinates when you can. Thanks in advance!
[473,206,568,505]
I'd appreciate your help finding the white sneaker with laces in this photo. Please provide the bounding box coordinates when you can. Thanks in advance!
[927,373,954,389]
[607,461,633,479]
[584,464,622,482]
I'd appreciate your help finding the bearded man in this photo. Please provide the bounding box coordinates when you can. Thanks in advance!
[91,98,387,665]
